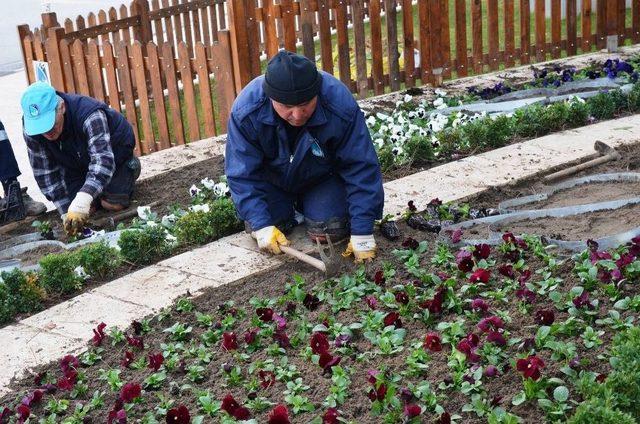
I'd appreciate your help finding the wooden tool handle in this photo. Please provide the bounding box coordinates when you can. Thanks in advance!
[543,155,612,183]
[280,245,327,272]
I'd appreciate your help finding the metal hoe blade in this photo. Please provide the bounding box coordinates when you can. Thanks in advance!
[316,236,341,278]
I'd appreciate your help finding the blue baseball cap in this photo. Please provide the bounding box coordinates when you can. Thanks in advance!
[21,82,58,136]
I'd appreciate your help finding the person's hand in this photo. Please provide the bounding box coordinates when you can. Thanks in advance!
[342,234,377,263]
[254,225,290,254]
[63,192,93,236]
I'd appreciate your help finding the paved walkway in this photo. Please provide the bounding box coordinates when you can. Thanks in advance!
[1,114,639,394]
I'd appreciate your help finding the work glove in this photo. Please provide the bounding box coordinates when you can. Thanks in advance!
[342,234,377,263]
[254,225,290,254]
[63,191,93,236]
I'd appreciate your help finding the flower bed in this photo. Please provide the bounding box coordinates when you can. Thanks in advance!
[2,186,640,423]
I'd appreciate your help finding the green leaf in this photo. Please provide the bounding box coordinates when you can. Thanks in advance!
[553,386,569,403]
[512,391,526,406]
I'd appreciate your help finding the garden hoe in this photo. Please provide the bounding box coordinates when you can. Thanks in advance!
[280,237,341,278]
[543,141,621,183]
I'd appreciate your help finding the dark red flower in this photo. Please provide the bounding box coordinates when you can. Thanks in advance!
[244,328,259,345]
[0,407,12,424]
[473,244,491,260]
[596,373,607,383]
[402,237,419,250]
[16,404,30,422]
[365,296,378,309]
[438,412,451,424]
[516,355,545,380]
[534,310,555,326]
[471,298,489,313]
[259,370,276,389]
[456,334,481,362]
[319,352,342,372]
[502,232,516,244]
[404,404,421,418]
[222,332,238,351]
[429,198,442,207]
[221,394,251,420]
[121,351,135,368]
[484,365,498,377]
[367,384,388,401]
[256,307,274,322]
[20,390,43,407]
[477,316,504,333]
[311,332,330,355]
[374,270,386,285]
[515,285,536,303]
[486,331,506,346]
[424,332,442,352]
[166,404,190,424]
[455,250,474,272]
[148,353,164,371]
[616,253,636,270]
[590,250,612,264]
[92,322,107,346]
[408,200,417,212]
[323,407,339,424]
[518,269,532,283]
[56,372,77,391]
[395,291,409,305]
[60,355,78,377]
[273,330,291,348]
[451,229,463,243]
[107,408,126,424]
[268,404,290,424]
[120,382,141,403]
[586,239,599,251]
[131,320,143,335]
[126,335,144,350]
[470,268,490,284]
[573,292,592,309]
[420,287,445,314]
[303,293,320,310]
[498,264,515,278]
[383,312,402,328]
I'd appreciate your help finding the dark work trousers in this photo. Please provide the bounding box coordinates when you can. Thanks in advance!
[0,138,20,196]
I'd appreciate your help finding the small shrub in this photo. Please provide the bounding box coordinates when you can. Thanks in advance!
[588,92,619,120]
[39,252,84,295]
[174,198,241,245]
[404,133,435,165]
[626,83,640,112]
[568,399,635,424]
[542,101,570,133]
[566,99,590,128]
[118,225,174,265]
[512,103,548,138]
[0,283,17,324]
[208,197,242,238]
[434,127,465,157]
[74,242,122,279]
[0,269,45,313]
[462,115,513,149]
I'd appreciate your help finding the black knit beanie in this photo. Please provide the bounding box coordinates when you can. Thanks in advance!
[263,51,322,105]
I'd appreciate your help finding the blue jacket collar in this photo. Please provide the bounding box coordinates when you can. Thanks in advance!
[257,97,328,127]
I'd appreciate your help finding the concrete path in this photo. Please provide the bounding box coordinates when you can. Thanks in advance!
[1,114,639,394]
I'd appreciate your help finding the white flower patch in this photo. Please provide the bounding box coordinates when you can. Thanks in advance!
[403,94,413,103]
[434,88,447,97]
[161,214,178,228]
[201,177,216,190]
[74,266,89,280]
[137,206,157,222]
[189,184,201,197]
[433,98,444,107]
[190,204,211,213]
[213,182,230,198]
[165,233,178,244]
[145,221,158,228]
[366,115,377,127]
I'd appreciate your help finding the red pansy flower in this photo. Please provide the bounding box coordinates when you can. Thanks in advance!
[424,332,442,352]
[222,332,238,351]
[471,298,489,313]
[470,268,490,284]
[374,270,386,285]
[267,404,290,424]
[311,332,330,355]
[455,250,474,272]
[404,404,421,418]
[516,355,545,380]
[256,307,274,322]
[383,312,402,328]
[148,353,164,371]
[126,335,144,350]
[303,293,320,310]
[323,407,339,424]
[121,351,135,368]
[473,244,491,260]
[120,382,141,403]
[477,316,504,333]
[395,291,409,305]
[402,237,420,250]
[498,264,515,278]
[258,370,276,389]
[534,310,555,326]
[221,394,251,420]
[92,322,107,346]
[166,405,190,424]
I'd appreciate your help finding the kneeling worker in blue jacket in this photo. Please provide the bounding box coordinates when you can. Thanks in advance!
[21,82,141,236]
[225,50,384,262]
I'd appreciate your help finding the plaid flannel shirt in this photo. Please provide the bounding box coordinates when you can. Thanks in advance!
[24,110,115,214]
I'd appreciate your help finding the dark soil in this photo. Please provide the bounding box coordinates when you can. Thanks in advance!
[0,218,628,423]
[496,202,640,241]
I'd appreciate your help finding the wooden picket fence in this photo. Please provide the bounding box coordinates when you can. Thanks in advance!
[17,0,640,155]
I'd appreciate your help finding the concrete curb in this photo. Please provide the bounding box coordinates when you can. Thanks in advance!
[1,114,639,394]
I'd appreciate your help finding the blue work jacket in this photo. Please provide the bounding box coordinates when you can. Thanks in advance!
[225,71,384,235]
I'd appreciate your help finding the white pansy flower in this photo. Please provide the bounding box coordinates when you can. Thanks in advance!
[433,98,444,107]
[435,88,447,97]
[74,266,89,280]
[374,138,385,149]
[189,184,201,197]
[366,115,377,127]
[396,115,406,125]
[403,94,413,103]
[201,177,216,190]
[376,112,389,121]
[190,204,211,213]
[161,214,177,227]
[213,182,229,198]
[137,206,156,221]
[165,233,178,243]
[391,146,404,156]
[146,221,158,228]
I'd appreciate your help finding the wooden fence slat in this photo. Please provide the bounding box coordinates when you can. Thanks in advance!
[87,12,97,44]
[633,0,640,44]
[242,0,261,78]
[551,0,561,58]
[596,0,606,49]
[108,7,122,46]
[336,0,352,86]
[97,10,108,45]
[352,0,368,97]
[151,0,165,44]
[131,41,156,154]
[161,42,186,145]
[195,42,216,137]
[180,0,195,56]
[504,0,515,68]
[617,0,626,43]
[281,0,296,51]
[454,0,467,77]
[64,18,74,33]
[487,0,499,70]
[200,4,211,46]
[171,0,184,44]
[582,0,592,51]
[76,15,86,32]
[45,28,65,91]
[22,35,36,84]
[59,39,76,92]
[317,0,333,73]
[209,3,220,42]
[263,0,279,57]
[520,0,531,64]
[535,0,546,62]
[71,39,91,96]
[178,42,200,141]
[191,1,202,46]
[119,5,132,44]
[217,1,226,30]
[385,0,400,91]
[402,0,415,85]
[210,30,235,132]
[566,0,577,56]
[440,0,451,79]
[116,42,141,155]
[86,40,105,101]
[369,0,384,94]
[300,0,316,60]
[102,41,120,112]
[471,0,483,74]
[147,42,171,149]
[33,36,46,62]
[418,0,431,83]
[161,0,175,47]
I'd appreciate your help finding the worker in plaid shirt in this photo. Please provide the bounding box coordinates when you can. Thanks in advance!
[21,82,141,236]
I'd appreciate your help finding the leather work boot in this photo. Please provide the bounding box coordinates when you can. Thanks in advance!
[21,187,47,216]
[305,217,349,244]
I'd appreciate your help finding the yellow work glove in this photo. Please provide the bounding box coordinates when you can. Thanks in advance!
[342,234,377,263]
[254,225,290,254]
[63,192,93,236]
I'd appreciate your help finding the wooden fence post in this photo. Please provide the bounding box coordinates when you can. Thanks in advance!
[606,0,619,51]
[132,0,153,45]
[41,12,60,34]
[45,27,66,91]
[227,0,253,91]
[17,25,33,85]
